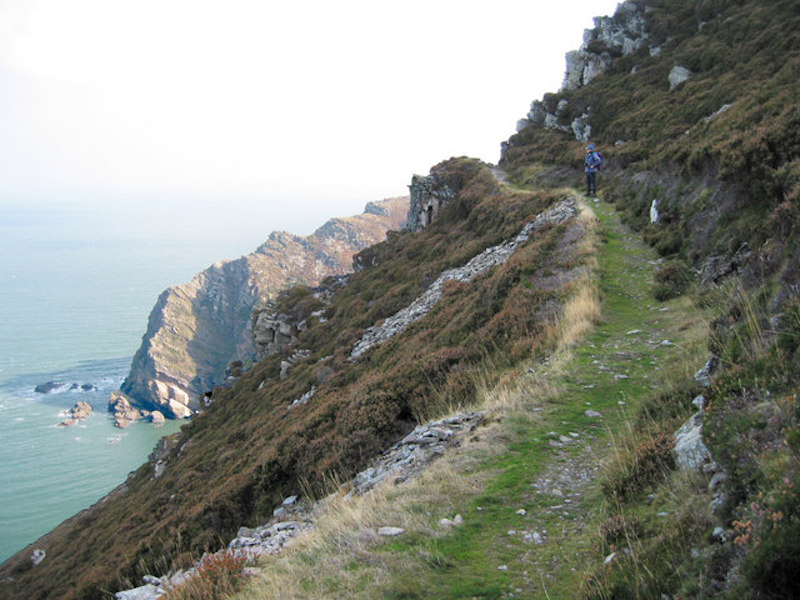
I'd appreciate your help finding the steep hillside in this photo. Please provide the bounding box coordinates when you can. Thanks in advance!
[0,159,590,598]
[229,1,800,597]
[493,0,800,596]
[119,198,408,420]
[2,1,798,598]
[503,0,800,299]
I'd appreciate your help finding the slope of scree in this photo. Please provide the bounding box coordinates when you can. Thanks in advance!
[0,158,584,599]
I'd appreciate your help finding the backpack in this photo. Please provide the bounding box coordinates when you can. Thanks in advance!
[586,151,603,170]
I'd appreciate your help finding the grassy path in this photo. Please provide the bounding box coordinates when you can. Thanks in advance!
[235,199,708,600]
[364,200,707,599]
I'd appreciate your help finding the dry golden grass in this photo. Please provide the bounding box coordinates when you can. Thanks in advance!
[555,197,601,356]
[235,417,508,600]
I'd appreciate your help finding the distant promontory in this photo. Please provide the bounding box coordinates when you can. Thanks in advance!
[117,197,408,419]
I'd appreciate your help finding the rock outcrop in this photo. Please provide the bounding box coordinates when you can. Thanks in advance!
[515,0,649,140]
[58,401,93,427]
[404,172,457,232]
[561,0,648,91]
[119,198,408,418]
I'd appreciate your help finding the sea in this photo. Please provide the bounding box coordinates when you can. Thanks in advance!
[0,193,316,564]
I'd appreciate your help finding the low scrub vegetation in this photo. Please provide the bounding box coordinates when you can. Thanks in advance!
[166,551,247,600]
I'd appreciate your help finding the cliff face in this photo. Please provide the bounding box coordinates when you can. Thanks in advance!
[120,197,408,418]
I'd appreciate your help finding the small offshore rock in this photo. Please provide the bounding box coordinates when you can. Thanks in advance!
[34,381,64,394]
[59,400,94,427]
[109,391,144,428]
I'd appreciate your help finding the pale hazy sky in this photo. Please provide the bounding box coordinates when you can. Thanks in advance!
[0,0,622,232]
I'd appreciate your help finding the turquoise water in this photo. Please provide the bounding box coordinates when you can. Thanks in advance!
[0,194,292,563]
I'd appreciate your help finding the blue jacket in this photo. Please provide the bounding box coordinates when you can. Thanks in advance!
[585,151,603,173]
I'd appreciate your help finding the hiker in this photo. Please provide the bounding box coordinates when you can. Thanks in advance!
[585,144,603,197]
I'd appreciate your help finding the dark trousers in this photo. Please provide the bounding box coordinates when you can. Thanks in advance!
[586,172,597,196]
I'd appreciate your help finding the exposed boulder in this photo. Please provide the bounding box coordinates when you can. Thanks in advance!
[668,65,692,90]
[109,392,145,428]
[674,409,711,470]
[58,401,93,427]
[119,197,408,418]
[31,549,45,567]
[650,198,659,223]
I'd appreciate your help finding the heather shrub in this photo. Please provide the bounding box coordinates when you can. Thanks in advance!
[165,551,247,600]
[599,513,644,549]
[601,432,676,502]
[653,260,694,300]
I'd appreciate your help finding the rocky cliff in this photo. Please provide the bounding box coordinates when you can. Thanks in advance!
[119,197,408,419]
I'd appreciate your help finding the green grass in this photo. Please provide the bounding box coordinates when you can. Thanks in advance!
[234,198,711,599]
[384,201,706,599]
